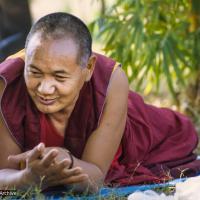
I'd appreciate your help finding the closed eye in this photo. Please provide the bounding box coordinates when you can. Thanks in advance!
[55,75,68,82]
[30,71,42,75]
[28,70,43,78]
[27,65,42,77]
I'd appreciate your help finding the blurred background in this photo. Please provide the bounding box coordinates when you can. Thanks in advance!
[0,0,199,134]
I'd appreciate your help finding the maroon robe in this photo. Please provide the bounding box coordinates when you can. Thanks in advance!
[0,54,200,187]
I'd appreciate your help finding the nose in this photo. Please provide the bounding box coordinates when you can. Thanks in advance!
[37,79,55,95]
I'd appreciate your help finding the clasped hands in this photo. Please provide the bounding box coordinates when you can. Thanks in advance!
[8,143,88,189]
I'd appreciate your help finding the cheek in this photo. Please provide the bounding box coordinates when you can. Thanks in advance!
[57,81,80,98]
[25,77,39,91]
[58,84,74,96]
[59,80,77,91]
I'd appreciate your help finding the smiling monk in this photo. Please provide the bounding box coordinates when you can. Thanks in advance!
[0,12,199,193]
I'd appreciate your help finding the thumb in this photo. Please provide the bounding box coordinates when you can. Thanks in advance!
[8,152,27,164]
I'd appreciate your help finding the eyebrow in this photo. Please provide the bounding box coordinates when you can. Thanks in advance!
[29,65,69,75]
[29,64,41,71]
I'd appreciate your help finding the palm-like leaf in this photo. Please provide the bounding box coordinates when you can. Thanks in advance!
[89,0,197,99]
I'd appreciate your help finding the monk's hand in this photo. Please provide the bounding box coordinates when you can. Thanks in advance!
[42,147,89,187]
[43,165,89,188]
[18,143,57,185]
[8,146,72,169]
[9,145,89,187]
[44,147,72,166]
[8,150,30,169]
[8,145,68,169]
[7,143,44,169]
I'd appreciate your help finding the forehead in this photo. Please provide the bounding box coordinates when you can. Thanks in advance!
[25,33,79,69]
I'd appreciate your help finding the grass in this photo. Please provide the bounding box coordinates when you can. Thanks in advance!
[0,168,186,200]
[1,182,177,200]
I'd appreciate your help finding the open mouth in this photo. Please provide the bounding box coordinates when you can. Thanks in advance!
[37,96,57,105]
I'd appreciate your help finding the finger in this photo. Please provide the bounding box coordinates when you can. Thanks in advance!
[43,159,70,179]
[45,166,83,182]
[40,149,58,167]
[37,143,45,152]
[8,152,27,164]
[41,160,69,185]
[63,173,89,184]
[54,158,71,167]
[52,159,71,172]
[28,143,45,162]
[48,174,89,187]
[62,167,83,177]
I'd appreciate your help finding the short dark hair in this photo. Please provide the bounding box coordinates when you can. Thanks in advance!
[25,12,92,66]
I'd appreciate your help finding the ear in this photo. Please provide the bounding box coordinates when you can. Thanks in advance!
[85,54,96,82]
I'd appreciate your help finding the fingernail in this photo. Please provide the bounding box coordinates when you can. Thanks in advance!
[37,143,44,151]
[63,159,70,166]
[52,151,58,156]
[75,168,82,173]
[75,167,82,171]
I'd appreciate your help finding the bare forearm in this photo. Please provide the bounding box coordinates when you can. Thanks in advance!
[71,157,104,193]
[44,147,105,193]
[0,169,28,190]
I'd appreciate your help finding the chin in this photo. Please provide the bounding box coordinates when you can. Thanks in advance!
[36,105,60,114]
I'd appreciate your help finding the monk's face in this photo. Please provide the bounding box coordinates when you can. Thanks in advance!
[24,33,90,114]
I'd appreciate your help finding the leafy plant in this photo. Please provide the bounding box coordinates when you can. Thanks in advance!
[89,0,200,129]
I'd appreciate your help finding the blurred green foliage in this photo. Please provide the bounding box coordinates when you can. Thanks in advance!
[90,0,200,100]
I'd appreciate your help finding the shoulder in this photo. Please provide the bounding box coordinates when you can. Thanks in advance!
[0,57,24,83]
[6,49,25,61]
[98,66,129,130]
[106,67,129,102]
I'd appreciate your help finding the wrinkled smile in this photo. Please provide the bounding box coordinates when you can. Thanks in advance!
[37,95,58,106]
